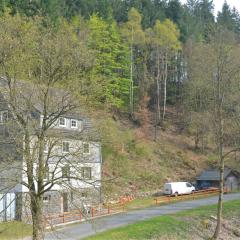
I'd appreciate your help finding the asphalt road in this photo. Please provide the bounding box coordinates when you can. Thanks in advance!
[45,193,240,240]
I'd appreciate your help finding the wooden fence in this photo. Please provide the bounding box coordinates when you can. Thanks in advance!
[45,189,224,226]
[154,188,222,205]
[45,195,134,226]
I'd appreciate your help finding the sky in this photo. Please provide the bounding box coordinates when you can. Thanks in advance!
[180,0,240,16]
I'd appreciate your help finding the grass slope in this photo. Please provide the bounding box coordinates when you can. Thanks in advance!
[0,221,32,240]
[84,200,240,240]
[98,114,211,197]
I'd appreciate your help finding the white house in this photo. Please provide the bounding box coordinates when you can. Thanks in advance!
[0,79,102,220]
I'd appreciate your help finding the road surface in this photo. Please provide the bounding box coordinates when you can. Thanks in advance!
[45,193,240,240]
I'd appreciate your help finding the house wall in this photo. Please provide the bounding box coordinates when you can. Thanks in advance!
[21,137,101,193]
[225,174,239,191]
[19,188,101,222]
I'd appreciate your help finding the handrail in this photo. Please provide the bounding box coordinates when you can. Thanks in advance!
[154,188,222,205]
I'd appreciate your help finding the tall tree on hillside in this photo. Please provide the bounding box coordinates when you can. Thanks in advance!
[39,0,64,23]
[121,8,145,115]
[183,0,215,41]
[149,19,181,138]
[197,0,215,38]
[217,1,240,34]
[88,15,130,110]
[187,28,240,239]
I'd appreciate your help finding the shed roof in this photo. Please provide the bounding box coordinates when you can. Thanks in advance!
[196,168,239,181]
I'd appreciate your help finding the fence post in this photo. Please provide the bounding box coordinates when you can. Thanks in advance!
[108,205,110,214]
[63,214,64,223]
[91,207,94,218]
[79,209,82,221]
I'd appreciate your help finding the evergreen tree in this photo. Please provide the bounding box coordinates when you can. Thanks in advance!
[217,1,240,34]
[121,8,145,113]
[88,15,130,109]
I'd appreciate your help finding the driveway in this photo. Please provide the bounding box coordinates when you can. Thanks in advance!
[45,193,240,240]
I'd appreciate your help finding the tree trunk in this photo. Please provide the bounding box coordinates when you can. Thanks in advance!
[212,62,224,240]
[31,194,44,240]
[156,48,161,125]
[212,122,224,239]
[154,48,161,142]
[130,26,134,115]
[194,131,200,150]
[162,53,168,122]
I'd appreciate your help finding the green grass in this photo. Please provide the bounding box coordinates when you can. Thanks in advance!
[0,221,32,240]
[84,200,240,240]
[125,197,154,210]
[85,215,189,240]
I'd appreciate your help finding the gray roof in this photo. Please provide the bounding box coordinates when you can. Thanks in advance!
[0,78,99,140]
[196,168,238,181]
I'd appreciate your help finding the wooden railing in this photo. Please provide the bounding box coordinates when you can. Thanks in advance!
[45,189,225,226]
[154,188,222,205]
[45,199,130,226]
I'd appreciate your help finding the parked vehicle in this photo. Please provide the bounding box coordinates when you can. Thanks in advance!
[164,182,195,196]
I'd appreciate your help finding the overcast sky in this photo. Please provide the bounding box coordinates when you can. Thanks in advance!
[180,0,240,16]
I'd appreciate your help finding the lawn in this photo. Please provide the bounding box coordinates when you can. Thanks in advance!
[0,221,32,240]
[84,200,240,240]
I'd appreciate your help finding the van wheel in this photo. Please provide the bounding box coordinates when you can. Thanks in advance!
[174,192,178,197]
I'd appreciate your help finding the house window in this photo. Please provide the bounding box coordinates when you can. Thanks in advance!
[81,167,92,180]
[62,165,70,178]
[81,192,87,198]
[83,143,90,154]
[0,111,8,124]
[71,119,77,128]
[43,195,51,202]
[59,117,66,127]
[62,141,70,153]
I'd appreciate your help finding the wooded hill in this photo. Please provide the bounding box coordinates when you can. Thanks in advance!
[0,0,239,196]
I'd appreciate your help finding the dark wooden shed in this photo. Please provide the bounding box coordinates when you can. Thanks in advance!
[196,167,240,191]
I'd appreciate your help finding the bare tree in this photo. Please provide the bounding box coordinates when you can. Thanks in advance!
[187,28,240,239]
[0,14,100,240]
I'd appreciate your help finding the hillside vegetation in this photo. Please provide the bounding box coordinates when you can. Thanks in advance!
[97,105,240,197]
[97,108,213,197]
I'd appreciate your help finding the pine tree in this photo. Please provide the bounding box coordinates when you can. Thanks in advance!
[217,1,240,34]
[121,8,145,114]
[88,15,130,109]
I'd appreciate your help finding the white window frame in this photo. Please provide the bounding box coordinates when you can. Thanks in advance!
[70,119,78,129]
[0,110,8,124]
[59,117,67,127]
[62,141,70,153]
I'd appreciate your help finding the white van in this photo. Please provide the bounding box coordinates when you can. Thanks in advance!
[164,182,195,196]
